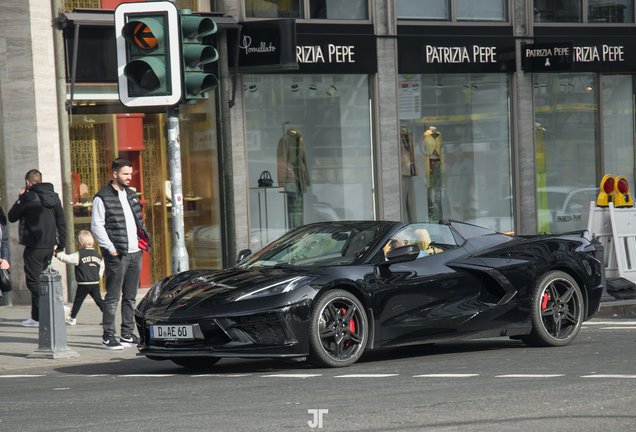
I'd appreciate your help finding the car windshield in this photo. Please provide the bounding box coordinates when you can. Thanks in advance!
[237,222,394,268]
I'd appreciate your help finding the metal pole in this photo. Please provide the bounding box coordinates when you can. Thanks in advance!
[52,0,76,301]
[167,106,189,273]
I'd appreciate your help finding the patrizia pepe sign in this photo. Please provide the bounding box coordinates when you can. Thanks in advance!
[398,36,516,74]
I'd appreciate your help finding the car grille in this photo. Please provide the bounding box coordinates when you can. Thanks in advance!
[216,313,288,346]
[136,312,291,348]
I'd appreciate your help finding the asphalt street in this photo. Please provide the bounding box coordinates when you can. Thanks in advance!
[1,298,635,431]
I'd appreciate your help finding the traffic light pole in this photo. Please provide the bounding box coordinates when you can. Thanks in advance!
[167,106,189,273]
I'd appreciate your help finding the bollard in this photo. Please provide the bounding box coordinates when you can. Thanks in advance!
[28,265,79,359]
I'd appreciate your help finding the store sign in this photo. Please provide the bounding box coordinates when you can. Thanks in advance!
[235,20,298,73]
[534,30,636,72]
[398,36,516,74]
[295,33,377,74]
[521,42,573,72]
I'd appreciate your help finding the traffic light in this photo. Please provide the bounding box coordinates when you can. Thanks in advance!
[180,10,219,101]
[614,176,634,208]
[115,2,182,107]
[597,174,615,207]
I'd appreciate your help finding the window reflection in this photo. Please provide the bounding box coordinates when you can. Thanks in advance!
[245,0,303,18]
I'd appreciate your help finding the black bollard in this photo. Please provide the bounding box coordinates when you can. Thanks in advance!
[28,265,79,359]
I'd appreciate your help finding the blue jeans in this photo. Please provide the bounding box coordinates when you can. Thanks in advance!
[102,252,142,338]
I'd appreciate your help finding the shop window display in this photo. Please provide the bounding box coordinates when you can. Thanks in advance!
[602,75,635,196]
[534,73,600,234]
[398,74,513,233]
[245,74,375,250]
[69,96,222,287]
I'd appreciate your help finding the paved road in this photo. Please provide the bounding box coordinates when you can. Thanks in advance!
[1,318,635,431]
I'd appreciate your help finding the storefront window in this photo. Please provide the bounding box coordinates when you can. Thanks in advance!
[602,75,635,189]
[457,0,508,21]
[534,0,583,22]
[309,0,368,19]
[398,74,513,233]
[589,0,633,22]
[245,0,303,18]
[244,74,375,250]
[534,73,600,234]
[69,95,222,287]
[396,0,507,21]
[396,0,449,20]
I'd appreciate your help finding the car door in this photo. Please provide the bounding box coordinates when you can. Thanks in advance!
[373,231,484,347]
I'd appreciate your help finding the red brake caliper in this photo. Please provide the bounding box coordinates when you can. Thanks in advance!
[341,308,355,346]
[541,292,550,310]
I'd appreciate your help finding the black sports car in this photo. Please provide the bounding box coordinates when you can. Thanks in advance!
[135,220,603,368]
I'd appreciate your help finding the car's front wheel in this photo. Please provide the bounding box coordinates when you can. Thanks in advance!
[170,357,221,369]
[522,270,584,347]
[308,289,368,368]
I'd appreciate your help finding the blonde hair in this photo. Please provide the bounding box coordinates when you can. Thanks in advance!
[77,230,95,247]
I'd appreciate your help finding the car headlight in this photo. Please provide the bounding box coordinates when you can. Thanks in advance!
[233,276,316,302]
[146,279,167,304]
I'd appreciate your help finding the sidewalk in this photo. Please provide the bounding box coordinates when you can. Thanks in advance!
[0,288,149,373]
[1,294,635,373]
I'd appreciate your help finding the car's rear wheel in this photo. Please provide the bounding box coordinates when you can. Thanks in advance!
[521,270,583,347]
[308,289,368,368]
[170,357,221,369]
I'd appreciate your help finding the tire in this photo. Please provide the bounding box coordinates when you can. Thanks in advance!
[170,357,221,369]
[308,289,368,368]
[521,270,584,347]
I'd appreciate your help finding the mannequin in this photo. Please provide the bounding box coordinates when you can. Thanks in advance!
[400,127,418,223]
[422,126,444,221]
[277,128,310,228]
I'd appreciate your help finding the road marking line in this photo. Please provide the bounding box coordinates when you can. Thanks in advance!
[496,374,565,378]
[192,374,252,377]
[413,374,479,378]
[0,375,45,378]
[261,374,322,378]
[585,321,636,325]
[117,374,175,377]
[600,327,636,330]
[334,374,398,378]
[581,375,636,378]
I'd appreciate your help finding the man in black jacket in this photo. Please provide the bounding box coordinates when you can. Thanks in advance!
[91,158,151,350]
[8,169,66,327]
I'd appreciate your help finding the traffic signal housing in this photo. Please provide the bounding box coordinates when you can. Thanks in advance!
[180,11,219,101]
[614,176,634,208]
[115,2,182,107]
[597,174,615,207]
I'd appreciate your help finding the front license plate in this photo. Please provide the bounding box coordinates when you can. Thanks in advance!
[150,324,194,340]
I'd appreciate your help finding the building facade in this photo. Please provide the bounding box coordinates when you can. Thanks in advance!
[1,0,635,304]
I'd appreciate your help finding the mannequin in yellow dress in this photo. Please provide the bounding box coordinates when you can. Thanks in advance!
[421,126,444,221]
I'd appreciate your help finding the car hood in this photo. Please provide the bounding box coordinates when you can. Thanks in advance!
[140,268,317,316]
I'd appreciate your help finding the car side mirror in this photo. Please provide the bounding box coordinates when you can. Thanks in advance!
[378,244,420,266]
[236,249,252,263]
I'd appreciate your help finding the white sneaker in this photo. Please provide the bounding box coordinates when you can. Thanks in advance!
[22,317,39,327]
[66,316,77,325]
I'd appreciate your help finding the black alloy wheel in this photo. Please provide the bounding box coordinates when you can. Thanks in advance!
[522,270,584,347]
[170,357,221,369]
[308,289,368,368]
